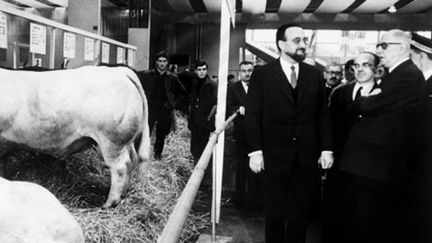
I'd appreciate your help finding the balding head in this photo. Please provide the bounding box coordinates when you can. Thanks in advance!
[376,29,411,69]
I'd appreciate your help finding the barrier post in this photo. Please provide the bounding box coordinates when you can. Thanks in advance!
[158,111,238,243]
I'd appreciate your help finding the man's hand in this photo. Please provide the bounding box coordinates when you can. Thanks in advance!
[318,152,334,169]
[239,106,245,115]
[249,153,264,173]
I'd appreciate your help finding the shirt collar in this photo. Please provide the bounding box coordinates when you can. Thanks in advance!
[279,58,299,80]
[389,57,409,73]
[353,80,375,100]
[423,68,432,80]
[241,80,249,92]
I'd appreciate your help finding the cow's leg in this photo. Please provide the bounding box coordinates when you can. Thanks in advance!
[99,143,132,208]
[0,161,4,178]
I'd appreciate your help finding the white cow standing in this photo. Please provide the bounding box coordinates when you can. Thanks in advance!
[0,177,84,243]
[0,66,151,208]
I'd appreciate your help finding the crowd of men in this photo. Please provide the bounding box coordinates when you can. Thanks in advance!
[138,23,432,243]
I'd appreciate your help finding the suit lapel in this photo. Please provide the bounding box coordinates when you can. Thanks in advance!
[236,82,247,103]
[273,60,295,106]
[297,62,308,105]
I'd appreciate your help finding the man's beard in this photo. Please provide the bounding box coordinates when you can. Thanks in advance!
[288,48,306,62]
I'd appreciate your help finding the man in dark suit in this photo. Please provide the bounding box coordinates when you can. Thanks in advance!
[410,32,432,94]
[227,61,261,208]
[339,29,426,243]
[409,32,432,242]
[139,51,187,160]
[188,60,217,164]
[322,52,381,243]
[323,62,343,99]
[244,23,333,243]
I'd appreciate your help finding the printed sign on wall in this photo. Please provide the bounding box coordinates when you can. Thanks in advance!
[102,43,109,63]
[0,12,7,49]
[127,49,134,67]
[30,23,46,55]
[117,47,124,64]
[63,32,76,59]
[84,38,95,61]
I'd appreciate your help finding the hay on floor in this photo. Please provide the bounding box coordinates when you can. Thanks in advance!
[5,114,210,242]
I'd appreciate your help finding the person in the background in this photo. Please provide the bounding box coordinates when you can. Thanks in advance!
[341,59,355,84]
[188,60,217,165]
[227,61,261,209]
[323,62,343,99]
[410,32,432,94]
[244,23,333,243]
[409,32,432,242]
[138,51,187,160]
[227,74,235,86]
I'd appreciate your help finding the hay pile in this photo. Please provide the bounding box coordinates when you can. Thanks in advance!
[5,114,210,242]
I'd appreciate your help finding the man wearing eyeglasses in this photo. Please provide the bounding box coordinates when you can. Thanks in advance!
[323,62,343,99]
[244,23,333,243]
[337,29,426,243]
[323,51,381,243]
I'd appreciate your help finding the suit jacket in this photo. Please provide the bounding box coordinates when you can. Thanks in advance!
[328,82,356,166]
[188,75,217,131]
[340,60,426,182]
[138,70,187,111]
[245,59,332,172]
[227,81,247,141]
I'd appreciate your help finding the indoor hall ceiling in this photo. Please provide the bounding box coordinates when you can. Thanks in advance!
[101,0,432,14]
[0,0,67,8]
[2,0,431,13]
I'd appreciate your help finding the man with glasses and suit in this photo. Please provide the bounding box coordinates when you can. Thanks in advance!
[244,23,333,243]
[323,62,343,99]
[323,51,380,243]
[338,29,426,243]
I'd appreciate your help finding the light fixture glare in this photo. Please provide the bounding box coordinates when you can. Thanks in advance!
[388,5,397,13]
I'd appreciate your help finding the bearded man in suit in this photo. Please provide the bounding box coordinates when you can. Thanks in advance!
[244,23,333,243]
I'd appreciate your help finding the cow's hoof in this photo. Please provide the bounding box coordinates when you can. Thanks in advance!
[102,199,120,209]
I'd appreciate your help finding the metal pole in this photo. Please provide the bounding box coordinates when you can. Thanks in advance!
[158,112,238,243]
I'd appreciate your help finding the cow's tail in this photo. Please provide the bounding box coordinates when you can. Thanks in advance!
[123,67,151,172]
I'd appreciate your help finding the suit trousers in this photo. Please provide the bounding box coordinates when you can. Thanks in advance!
[234,136,262,207]
[337,172,409,243]
[264,162,318,243]
[149,107,172,159]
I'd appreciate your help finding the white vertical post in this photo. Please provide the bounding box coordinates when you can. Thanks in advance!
[212,0,234,231]
[49,28,56,69]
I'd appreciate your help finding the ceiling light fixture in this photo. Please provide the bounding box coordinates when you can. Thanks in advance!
[388,5,397,13]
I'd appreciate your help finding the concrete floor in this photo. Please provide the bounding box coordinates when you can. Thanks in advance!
[199,199,322,243]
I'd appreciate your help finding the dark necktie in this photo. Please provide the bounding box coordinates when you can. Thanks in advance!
[354,86,363,100]
[290,65,297,89]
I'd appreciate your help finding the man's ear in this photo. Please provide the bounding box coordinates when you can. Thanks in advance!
[420,52,428,61]
[375,66,386,79]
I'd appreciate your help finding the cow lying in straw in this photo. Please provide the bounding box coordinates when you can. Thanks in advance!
[0,177,84,243]
[0,66,150,208]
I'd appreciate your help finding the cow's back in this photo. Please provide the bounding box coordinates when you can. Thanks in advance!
[0,66,145,153]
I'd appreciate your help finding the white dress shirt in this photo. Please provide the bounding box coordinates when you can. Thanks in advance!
[280,58,299,85]
[352,81,376,100]
[423,68,432,81]
[241,81,249,93]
